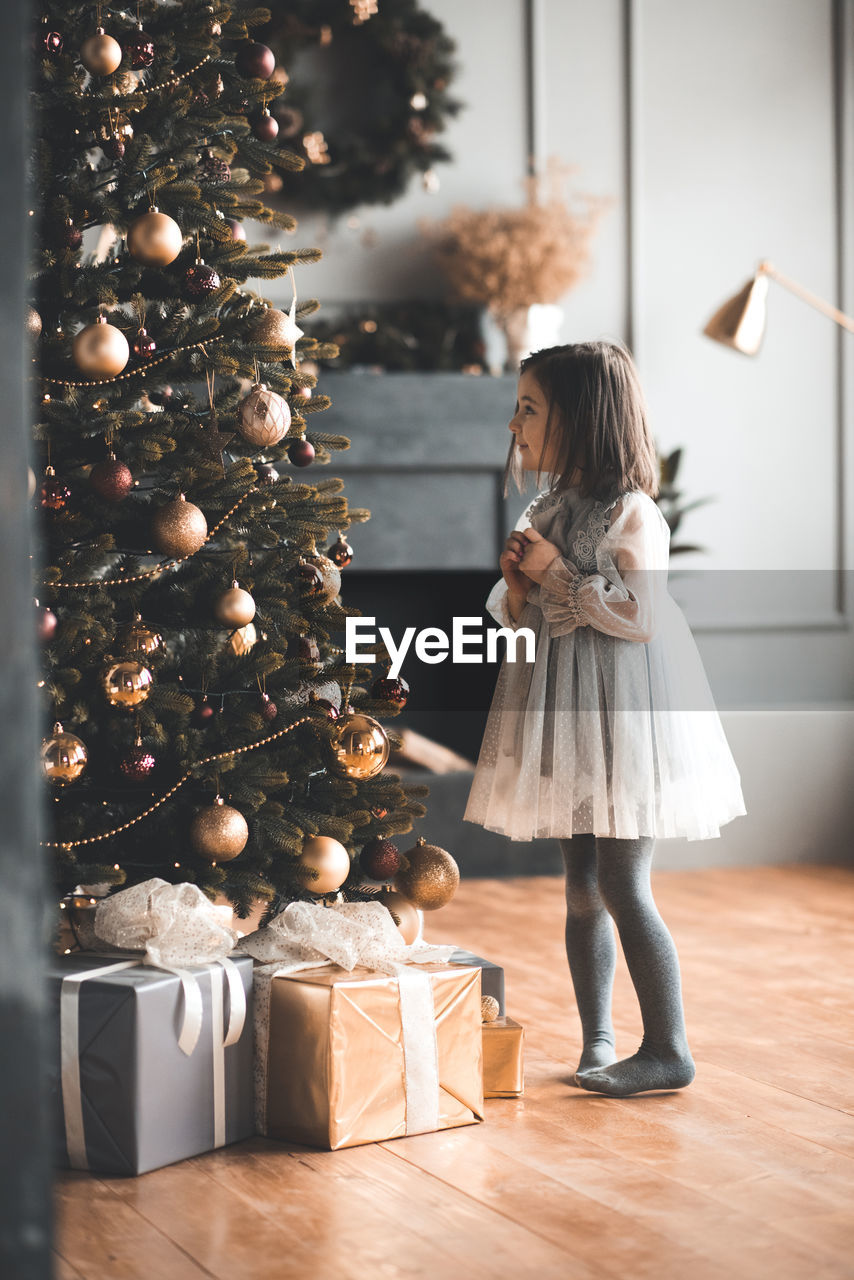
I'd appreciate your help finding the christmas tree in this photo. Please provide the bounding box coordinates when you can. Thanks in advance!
[33,0,426,923]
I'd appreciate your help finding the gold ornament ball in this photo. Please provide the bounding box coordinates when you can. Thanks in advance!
[330,712,390,779]
[395,836,460,911]
[250,308,299,353]
[481,995,500,1023]
[41,723,88,785]
[215,581,256,628]
[229,622,257,655]
[378,889,420,946]
[190,797,249,861]
[73,318,130,377]
[304,552,341,605]
[237,383,291,447]
[102,658,153,707]
[80,29,123,76]
[151,494,208,557]
[115,614,163,659]
[127,208,184,267]
[27,306,42,339]
[297,835,351,894]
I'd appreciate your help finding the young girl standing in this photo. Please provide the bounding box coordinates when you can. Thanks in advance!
[465,341,745,1097]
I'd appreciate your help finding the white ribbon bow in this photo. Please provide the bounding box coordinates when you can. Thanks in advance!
[90,877,240,1055]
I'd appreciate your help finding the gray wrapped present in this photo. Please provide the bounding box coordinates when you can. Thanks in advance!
[47,878,254,1176]
[450,949,505,1015]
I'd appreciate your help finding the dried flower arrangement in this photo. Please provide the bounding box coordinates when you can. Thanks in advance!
[422,163,608,320]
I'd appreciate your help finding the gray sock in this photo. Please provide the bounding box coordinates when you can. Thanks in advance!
[560,836,617,1075]
[562,836,695,1097]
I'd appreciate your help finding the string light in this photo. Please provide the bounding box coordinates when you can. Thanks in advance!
[43,335,225,388]
[45,487,257,589]
[41,715,315,849]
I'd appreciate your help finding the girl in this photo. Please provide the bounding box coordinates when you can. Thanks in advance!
[465,341,745,1097]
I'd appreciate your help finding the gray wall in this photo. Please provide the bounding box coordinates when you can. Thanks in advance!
[264,0,854,711]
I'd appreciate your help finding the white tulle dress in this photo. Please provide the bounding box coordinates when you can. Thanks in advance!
[464,486,746,841]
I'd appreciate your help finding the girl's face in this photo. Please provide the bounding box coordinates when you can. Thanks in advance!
[509,369,560,474]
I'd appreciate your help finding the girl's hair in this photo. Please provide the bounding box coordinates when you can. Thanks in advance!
[504,340,659,501]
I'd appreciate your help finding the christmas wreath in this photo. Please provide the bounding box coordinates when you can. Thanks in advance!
[265,0,461,213]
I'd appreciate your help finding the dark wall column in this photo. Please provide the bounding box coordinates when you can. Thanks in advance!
[0,0,53,1276]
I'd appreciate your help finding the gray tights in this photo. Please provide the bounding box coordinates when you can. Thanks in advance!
[559,835,696,1096]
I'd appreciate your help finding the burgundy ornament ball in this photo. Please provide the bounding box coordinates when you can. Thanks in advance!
[198,149,231,185]
[371,674,410,709]
[235,41,275,80]
[193,697,215,726]
[119,743,156,782]
[103,135,125,161]
[124,26,155,69]
[360,838,402,882]
[259,692,278,723]
[252,109,279,142]
[64,218,83,251]
[133,328,156,358]
[255,461,279,486]
[184,261,221,299]
[43,29,64,56]
[226,218,246,242]
[36,602,58,643]
[298,562,324,595]
[90,456,134,502]
[290,635,321,673]
[327,534,353,568]
[40,466,70,512]
[287,437,315,467]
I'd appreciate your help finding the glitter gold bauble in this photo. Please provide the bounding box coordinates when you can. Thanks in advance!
[151,494,207,557]
[481,995,500,1023]
[296,835,351,894]
[250,308,299,353]
[237,382,291,447]
[115,613,163,659]
[214,580,256,628]
[303,552,341,605]
[127,206,183,267]
[80,28,123,76]
[26,306,42,339]
[41,722,88,784]
[190,796,249,861]
[229,622,257,655]
[395,836,460,911]
[378,889,420,945]
[329,711,389,779]
[72,316,129,377]
[102,658,153,707]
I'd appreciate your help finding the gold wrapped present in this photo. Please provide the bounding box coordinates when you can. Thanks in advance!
[259,962,484,1150]
[483,1016,525,1097]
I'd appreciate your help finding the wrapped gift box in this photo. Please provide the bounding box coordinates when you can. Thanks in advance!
[450,949,505,1015]
[47,952,254,1176]
[258,961,484,1150]
[483,1016,525,1097]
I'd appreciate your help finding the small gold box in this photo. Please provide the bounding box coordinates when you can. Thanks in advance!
[483,1016,524,1098]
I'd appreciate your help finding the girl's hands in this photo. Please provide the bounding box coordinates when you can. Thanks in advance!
[518,528,560,583]
[500,532,531,621]
[500,532,530,586]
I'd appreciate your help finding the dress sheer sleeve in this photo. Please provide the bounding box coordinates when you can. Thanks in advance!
[535,493,670,641]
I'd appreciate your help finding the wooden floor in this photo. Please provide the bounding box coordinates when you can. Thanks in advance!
[55,865,854,1280]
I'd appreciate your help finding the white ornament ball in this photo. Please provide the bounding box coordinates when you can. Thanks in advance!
[237,383,291,447]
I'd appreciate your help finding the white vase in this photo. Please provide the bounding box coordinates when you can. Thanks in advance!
[482,304,565,374]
